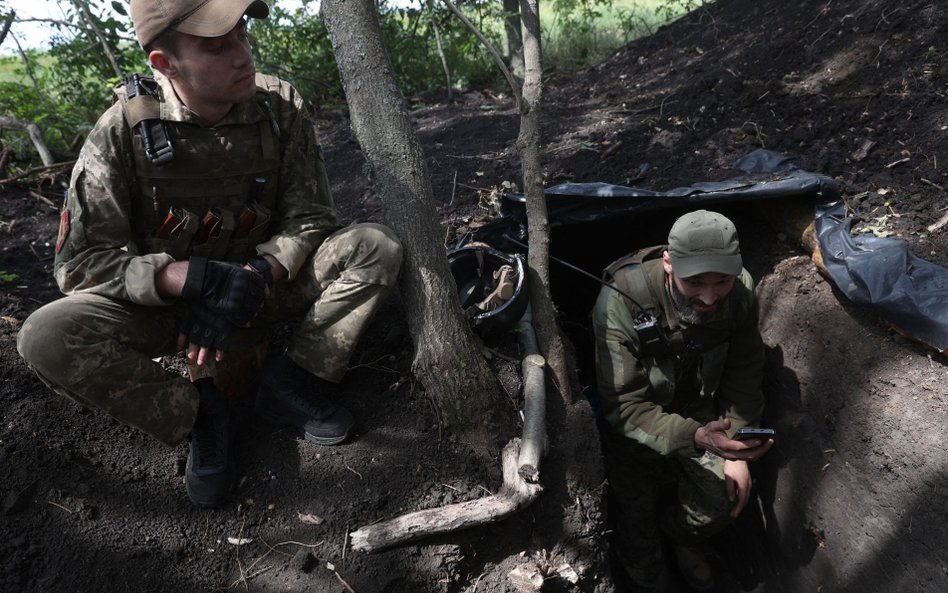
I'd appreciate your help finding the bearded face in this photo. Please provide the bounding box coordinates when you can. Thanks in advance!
[668,271,736,324]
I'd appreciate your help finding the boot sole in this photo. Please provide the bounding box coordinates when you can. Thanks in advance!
[257,406,353,446]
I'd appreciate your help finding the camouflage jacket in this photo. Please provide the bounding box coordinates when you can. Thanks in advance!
[592,256,765,458]
[54,72,341,306]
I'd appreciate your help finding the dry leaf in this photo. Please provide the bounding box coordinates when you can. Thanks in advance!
[298,512,323,525]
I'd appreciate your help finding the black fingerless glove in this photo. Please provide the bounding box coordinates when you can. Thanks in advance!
[181,257,266,327]
[179,305,236,352]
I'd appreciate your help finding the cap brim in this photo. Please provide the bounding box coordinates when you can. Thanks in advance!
[671,253,742,278]
[176,0,269,39]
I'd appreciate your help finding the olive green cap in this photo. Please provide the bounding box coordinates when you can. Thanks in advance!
[667,210,742,277]
[131,0,269,49]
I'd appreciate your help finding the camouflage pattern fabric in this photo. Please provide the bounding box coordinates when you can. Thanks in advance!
[17,222,401,445]
[592,254,765,588]
[605,431,732,592]
[17,73,403,446]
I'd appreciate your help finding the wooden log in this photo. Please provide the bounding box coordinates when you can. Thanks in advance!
[349,438,542,553]
[0,116,56,166]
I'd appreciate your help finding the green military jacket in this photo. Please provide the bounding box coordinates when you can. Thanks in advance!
[54,72,341,306]
[592,255,765,458]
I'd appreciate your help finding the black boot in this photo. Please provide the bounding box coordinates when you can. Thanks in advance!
[255,352,355,445]
[185,379,235,508]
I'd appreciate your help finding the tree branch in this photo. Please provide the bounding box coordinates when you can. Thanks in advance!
[440,0,523,112]
[0,116,57,166]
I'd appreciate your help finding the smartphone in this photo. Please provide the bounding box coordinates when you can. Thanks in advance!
[735,427,775,441]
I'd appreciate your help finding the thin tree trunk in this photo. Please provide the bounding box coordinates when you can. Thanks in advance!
[0,11,15,49]
[424,0,453,101]
[518,0,575,402]
[503,0,524,81]
[320,0,506,434]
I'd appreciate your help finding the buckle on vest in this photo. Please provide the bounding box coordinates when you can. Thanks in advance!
[124,74,176,167]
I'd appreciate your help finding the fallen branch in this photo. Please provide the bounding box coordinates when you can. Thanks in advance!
[349,438,542,552]
[0,160,76,185]
[515,306,546,482]
[927,211,948,234]
[0,116,56,166]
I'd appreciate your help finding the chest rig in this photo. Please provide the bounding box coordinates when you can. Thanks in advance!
[604,246,735,404]
[603,245,681,358]
[115,73,285,260]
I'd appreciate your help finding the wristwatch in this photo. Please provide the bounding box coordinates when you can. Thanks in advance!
[247,256,273,287]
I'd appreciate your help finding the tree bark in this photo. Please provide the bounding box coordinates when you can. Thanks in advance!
[320,0,505,433]
[517,0,576,402]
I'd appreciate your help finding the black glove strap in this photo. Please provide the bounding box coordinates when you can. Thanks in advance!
[181,256,208,302]
[247,256,273,287]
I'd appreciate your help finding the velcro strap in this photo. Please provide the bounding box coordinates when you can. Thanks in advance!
[125,94,161,128]
[181,256,209,302]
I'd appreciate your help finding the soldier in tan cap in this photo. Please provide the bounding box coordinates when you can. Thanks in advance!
[593,210,774,591]
[17,0,403,508]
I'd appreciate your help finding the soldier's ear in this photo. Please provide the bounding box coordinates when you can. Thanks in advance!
[149,50,176,78]
[662,250,674,275]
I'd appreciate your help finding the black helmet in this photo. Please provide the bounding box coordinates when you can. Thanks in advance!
[447,245,529,340]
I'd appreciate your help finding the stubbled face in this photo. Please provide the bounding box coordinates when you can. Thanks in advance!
[668,270,737,324]
[155,19,256,122]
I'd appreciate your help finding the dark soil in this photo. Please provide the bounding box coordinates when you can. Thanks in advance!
[2,0,947,591]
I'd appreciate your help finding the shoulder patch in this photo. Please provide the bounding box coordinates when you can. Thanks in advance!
[56,209,70,254]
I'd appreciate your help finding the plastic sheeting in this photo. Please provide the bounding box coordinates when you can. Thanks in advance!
[464,149,947,352]
[815,199,948,351]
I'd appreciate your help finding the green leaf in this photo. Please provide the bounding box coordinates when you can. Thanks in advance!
[111,2,127,16]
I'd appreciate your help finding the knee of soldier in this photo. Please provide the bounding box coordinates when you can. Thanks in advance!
[16,300,76,377]
[353,223,404,281]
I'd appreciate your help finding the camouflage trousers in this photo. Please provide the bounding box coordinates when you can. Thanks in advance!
[604,431,733,592]
[17,223,402,446]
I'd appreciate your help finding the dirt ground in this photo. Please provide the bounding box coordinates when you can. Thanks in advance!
[2,0,947,591]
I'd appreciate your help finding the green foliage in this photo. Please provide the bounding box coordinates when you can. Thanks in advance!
[0,0,707,168]
[0,270,18,283]
[249,3,342,106]
[542,0,708,70]
[250,0,501,106]
[0,1,145,167]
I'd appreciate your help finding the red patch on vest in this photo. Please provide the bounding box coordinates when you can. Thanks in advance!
[55,210,70,254]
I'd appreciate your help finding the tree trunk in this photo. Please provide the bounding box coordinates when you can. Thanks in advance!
[503,0,524,81]
[517,0,576,402]
[320,0,506,434]
[0,11,14,49]
[425,0,453,101]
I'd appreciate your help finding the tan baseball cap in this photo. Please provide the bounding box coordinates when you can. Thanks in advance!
[667,210,742,278]
[131,0,270,49]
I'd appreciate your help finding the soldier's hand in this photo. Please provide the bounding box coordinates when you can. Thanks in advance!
[181,257,266,326]
[694,418,773,461]
[724,459,752,518]
[178,305,237,366]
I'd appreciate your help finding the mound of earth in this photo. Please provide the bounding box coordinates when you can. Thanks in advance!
[1,0,946,591]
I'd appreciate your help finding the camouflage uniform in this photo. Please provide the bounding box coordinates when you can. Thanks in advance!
[592,254,764,590]
[17,73,402,446]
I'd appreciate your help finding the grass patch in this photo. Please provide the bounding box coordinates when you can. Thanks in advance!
[0,54,55,84]
[542,0,707,70]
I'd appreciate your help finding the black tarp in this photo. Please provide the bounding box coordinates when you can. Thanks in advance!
[463,149,947,352]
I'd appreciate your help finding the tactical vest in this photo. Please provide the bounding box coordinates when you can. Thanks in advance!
[114,73,285,262]
[602,245,684,357]
[603,245,737,403]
